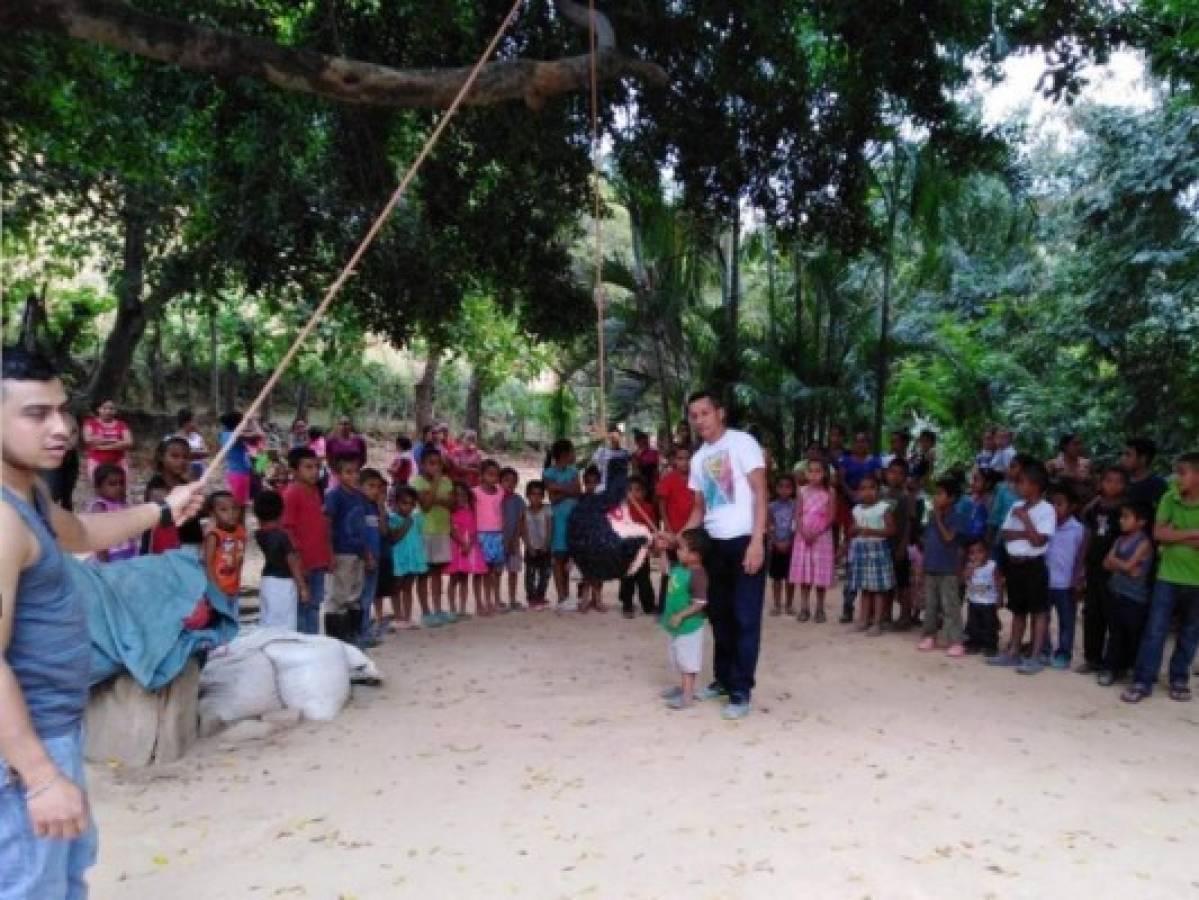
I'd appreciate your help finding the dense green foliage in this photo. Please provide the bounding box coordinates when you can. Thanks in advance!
[1,0,1195,463]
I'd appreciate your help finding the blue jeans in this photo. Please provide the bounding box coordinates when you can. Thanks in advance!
[1133,580,1199,692]
[298,568,327,635]
[705,535,767,704]
[1050,588,1076,658]
[0,726,98,900]
[358,567,379,640]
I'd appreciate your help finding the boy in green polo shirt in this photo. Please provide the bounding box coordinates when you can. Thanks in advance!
[659,528,712,711]
[1125,452,1199,703]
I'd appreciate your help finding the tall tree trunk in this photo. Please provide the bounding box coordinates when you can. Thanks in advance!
[223,361,238,413]
[873,201,899,452]
[294,381,309,423]
[180,311,193,408]
[85,202,148,410]
[464,365,483,434]
[208,304,220,415]
[790,243,804,457]
[414,348,440,431]
[726,210,741,399]
[148,313,166,409]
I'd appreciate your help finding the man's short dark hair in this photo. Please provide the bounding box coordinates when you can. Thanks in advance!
[333,455,360,473]
[359,467,385,486]
[287,446,316,468]
[253,490,284,522]
[686,388,722,409]
[2,346,60,383]
[1125,437,1157,463]
[500,467,518,481]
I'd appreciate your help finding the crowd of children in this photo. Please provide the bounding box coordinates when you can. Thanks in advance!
[73,401,1199,706]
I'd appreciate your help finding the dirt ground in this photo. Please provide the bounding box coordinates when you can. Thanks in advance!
[88,584,1199,900]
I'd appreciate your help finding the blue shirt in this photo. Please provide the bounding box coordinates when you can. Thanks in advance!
[2,487,90,738]
[839,453,881,492]
[324,486,368,555]
[363,505,382,558]
[922,507,969,574]
[219,429,252,475]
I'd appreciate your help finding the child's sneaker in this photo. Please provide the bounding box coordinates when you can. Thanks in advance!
[441,611,459,624]
[665,695,693,711]
[420,613,442,629]
[945,643,965,658]
[697,683,728,701]
[1051,651,1070,670]
[660,686,684,701]
[985,651,1020,667]
[557,597,579,613]
[917,637,936,652]
[1016,657,1044,675]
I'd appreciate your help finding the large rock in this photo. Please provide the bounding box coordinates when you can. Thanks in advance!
[84,660,200,766]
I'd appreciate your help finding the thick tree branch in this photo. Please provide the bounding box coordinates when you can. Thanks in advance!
[1,0,666,109]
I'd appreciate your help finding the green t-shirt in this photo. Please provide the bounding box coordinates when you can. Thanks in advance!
[660,564,709,637]
[1156,483,1199,586]
[411,475,453,536]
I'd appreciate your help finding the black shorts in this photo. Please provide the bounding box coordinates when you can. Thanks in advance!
[1005,556,1049,615]
[769,548,792,581]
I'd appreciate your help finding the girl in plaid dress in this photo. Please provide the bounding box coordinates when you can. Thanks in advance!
[847,474,896,635]
[790,458,837,623]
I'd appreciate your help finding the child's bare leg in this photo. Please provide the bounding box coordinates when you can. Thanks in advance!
[799,585,812,617]
[771,578,782,612]
[430,570,444,614]
[416,574,430,616]
[785,583,796,613]
[680,671,696,702]
[508,570,518,605]
[1031,612,1049,658]
[1007,613,1027,656]
[552,557,566,602]
[815,587,827,618]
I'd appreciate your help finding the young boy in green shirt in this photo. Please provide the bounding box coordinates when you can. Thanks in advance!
[1124,452,1199,703]
[659,528,712,711]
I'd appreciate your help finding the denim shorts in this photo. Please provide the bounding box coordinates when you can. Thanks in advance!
[0,725,98,900]
[479,531,506,567]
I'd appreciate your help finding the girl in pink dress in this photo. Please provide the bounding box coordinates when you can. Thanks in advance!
[446,482,488,617]
[790,458,837,622]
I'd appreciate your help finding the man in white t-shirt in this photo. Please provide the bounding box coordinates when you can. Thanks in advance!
[679,390,768,720]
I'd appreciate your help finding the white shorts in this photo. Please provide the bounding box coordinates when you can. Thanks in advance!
[668,629,704,675]
[424,534,452,567]
[259,575,298,630]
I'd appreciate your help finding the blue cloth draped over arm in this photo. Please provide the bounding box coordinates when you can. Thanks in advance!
[65,550,239,690]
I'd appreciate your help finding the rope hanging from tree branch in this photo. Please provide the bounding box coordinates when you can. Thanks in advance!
[589,0,607,433]
[201,0,525,482]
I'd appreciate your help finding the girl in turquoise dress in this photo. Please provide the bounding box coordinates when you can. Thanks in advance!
[389,487,428,629]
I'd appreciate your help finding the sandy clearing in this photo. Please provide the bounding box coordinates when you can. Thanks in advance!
[89,588,1199,899]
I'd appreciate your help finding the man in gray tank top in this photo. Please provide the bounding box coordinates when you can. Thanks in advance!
[1,347,204,899]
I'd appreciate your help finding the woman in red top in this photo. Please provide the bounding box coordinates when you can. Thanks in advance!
[450,429,484,488]
[82,399,133,483]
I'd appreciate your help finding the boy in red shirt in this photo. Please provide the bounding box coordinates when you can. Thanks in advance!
[283,446,333,634]
[656,445,695,598]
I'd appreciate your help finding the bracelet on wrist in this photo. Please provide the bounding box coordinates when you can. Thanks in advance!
[23,772,62,801]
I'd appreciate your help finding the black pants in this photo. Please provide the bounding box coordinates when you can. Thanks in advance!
[706,536,767,703]
[1083,567,1111,666]
[965,602,1000,653]
[619,560,656,614]
[1103,593,1147,676]
[525,551,551,601]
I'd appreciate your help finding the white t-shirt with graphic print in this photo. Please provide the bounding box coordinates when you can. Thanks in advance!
[688,428,765,540]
